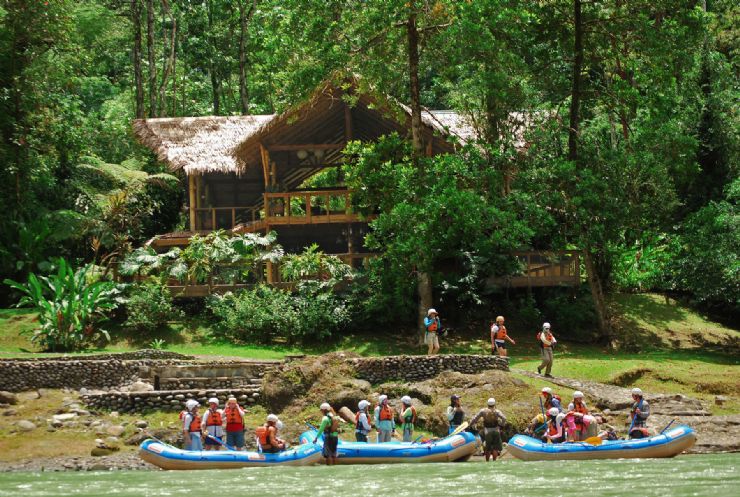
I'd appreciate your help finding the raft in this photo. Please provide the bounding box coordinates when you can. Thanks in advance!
[138,439,323,470]
[506,424,697,461]
[298,430,479,464]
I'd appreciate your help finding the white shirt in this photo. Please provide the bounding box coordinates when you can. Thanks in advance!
[201,408,224,436]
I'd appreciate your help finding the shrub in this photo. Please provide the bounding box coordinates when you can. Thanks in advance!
[124,282,183,332]
[4,258,120,351]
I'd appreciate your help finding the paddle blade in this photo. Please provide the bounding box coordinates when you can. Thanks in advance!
[450,422,469,437]
[584,436,603,445]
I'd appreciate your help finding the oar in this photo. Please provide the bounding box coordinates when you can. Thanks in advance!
[206,434,236,451]
[534,396,548,434]
[449,421,469,437]
[582,436,603,446]
[660,419,676,434]
[627,398,642,437]
[142,431,177,448]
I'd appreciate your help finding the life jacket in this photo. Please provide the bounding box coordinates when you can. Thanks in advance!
[355,411,371,431]
[426,318,438,332]
[255,424,273,446]
[572,402,588,415]
[402,406,417,426]
[183,412,201,432]
[450,407,464,426]
[206,408,223,426]
[494,325,507,341]
[378,404,394,421]
[547,418,560,437]
[224,405,244,428]
[544,394,562,410]
[323,414,340,435]
[482,408,500,428]
[537,331,554,348]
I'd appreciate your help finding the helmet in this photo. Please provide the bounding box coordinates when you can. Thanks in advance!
[185,399,199,410]
[487,398,496,406]
[573,391,584,399]
[378,394,388,404]
[358,400,370,410]
[227,396,237,403]
[427,308,438,316]
[266,414,279,423]
[541,387,552,395]
[548,407,559,417]
[208,397,219,405]
[496,315,504,323]
[543,322,551,330]
[276,420,284,431]
[631,388,643,397]
[401,395,412,405]
[320,402,331,411]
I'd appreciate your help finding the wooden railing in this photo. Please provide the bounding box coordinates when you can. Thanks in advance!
[263,189,359,225]
[488,250,581,288]
[193,206,261,231]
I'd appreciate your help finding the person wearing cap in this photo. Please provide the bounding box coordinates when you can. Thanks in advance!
[469,398,507,461]
[399,396,417,442]
[565,391,591,441]
[446,394,465,434]
[525,387,562,435]
[355,400,373,442]
[628,388,650,439]
[374,394,396,443]
[181,400,203,451]
[424,308,441,355]
[256,414,286,453]
[537,322,556,377]
[541,386,562,411]
[223,396,246,450]
[313,403,339,465]
[543,406,566,443]
[491,316,515,357]
[201,397,225,450]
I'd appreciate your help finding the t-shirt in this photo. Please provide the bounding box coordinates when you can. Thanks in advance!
[400,406,415,430]
[492,325,507,341]
[356,412,372,433]
[201,409,224,436]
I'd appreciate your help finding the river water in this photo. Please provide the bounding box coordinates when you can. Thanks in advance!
[0,454,737,497]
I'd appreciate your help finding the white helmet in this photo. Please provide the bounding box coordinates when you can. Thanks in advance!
[487,398,496,406]
[401,396,412,405]
[548,407,559,417]
[266,414,279,423]
[631,388,643,397]
[573,391,584,399]
[276,420,284,430]
[358,400,370,410]
[541,387,552,395]
[378,394,388,404]
[320,402,331,411]
[427,308,438,316]
[543,322,551,330]
[185,399,199,410]
[208,397,219,405]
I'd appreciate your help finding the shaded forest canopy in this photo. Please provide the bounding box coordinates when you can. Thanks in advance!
[0,1,737,335]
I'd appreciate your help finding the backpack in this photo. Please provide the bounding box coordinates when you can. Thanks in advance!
[536,331,543,348]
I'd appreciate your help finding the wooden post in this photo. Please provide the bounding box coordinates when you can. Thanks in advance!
[188,175,197,231]
[266,261,274,284]
[211,209,216,231]
[307,193,312,224]
[271,161,277,186]
[344,103,353,141]
[231,208,236,228]
[426,136,433,157]
[259,143,270,187]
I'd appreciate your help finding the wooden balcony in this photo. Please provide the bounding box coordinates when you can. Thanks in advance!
[487,250,581,288]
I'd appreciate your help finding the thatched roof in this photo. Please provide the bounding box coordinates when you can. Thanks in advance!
[132,115,273,175]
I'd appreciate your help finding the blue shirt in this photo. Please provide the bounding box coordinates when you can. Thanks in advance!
[424,317,440,332]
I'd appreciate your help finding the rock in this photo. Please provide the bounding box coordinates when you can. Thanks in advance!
[106,425,125,437]
[18,391,40,401]
[128,381,154,393]
[50,420,64,428]
[3,409,17,416]
[91,447,116,457]
[135,420,148,429]
[715,395,727,406]
[105,436,120,447]
[0,391,18,405]
[53,413,77,422]
[88,463,110,471]
[17,420,36,431]
[72,409,91,416]
[109,411,119,418]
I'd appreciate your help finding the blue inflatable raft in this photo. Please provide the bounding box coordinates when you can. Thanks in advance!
[298,430,479,464]
[506,424,697,461]
[138,439,323,470]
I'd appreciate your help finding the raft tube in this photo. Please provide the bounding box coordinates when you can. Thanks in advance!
[506,424,697,461]
[298,430,479,464]
[138,439,323,470]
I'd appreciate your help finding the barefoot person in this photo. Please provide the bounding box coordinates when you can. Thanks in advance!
[469,398,507,461]
[424,308,441,355]
[537,322,556,377]
[491,316,515,357]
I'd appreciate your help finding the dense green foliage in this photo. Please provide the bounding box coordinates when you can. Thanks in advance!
[123,281,183,333]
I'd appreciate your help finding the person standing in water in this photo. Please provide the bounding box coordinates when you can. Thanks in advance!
[469,398,507,461]
[491,315,515,357]
[313,403,340,465]
[628,388,651,439]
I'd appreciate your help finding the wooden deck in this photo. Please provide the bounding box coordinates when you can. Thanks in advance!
[487,250,581,288]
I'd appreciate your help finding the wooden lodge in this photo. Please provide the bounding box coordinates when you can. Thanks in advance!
[133,79,579,294]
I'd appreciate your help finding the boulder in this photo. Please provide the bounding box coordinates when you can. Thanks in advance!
[17,391,40,401]
[106,425,125,437]
[17,420,36,431]
[2,409,17,416]
[0,391,17,405]
[135,420,148,429]
[128,381,154,393]
[91,447,116,457]
[53,413,77,422]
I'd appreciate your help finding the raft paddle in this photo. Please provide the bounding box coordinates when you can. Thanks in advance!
[660,419,676,434]
[449,421,469,437]
[582,436,603,446]
[206,434,236,451]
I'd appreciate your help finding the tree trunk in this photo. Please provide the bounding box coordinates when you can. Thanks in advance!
[583,250,613,346]
[146,0,156,117]
[567,0,583,162]
[238,1,256,114]
[157,0,175,116]
[208,0,221,115]
[131,0,144,119]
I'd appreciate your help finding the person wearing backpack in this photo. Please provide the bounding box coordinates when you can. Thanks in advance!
[313,403,340,465]
[399,396,417,442]
[355,400,372,442]
[536,322,557,377]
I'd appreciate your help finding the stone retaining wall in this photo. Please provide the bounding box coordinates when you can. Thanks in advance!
[82,388,261,413]
[159,377,260,390]
[350,354,508,384]
[0,349,192,362]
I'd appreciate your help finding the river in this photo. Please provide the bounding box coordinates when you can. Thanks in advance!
[0,453,737,497]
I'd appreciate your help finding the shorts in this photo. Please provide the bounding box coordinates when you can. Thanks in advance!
[322,435,339,458]
[186,432,203,451]
[402,427,413,442]
[425,332,439,347]
[226,430,245,448]
[204,435,223,446]
[355,432,368,443]
[494,340,506,349]
[483,427,503,452]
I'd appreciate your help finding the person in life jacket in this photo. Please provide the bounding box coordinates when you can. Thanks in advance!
[256,414,285,453]
[526,387,562,435]
[424,308,441,355]
[223,396,246,451]
[355,399,373,443]
[536,322,557,377]
[373,394,396,443]
[564,391,592,441]
[181,399,203,451]
[541,387,562,411]
[469,398,507,461]
[628,388,651,439]
[446,394,465,434]
[201,397,224,450]
[313,403,340,465]
[491,316,516,357]
[399,396,417,442]
[543,407,566,444]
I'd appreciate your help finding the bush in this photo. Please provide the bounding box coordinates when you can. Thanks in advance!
[124,282,183,332]
[208,283,351,344]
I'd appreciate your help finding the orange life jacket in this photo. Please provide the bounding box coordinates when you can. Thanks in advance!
[224,405,244,427]
[184,413,201,432]
[572,402,588,415]
[255,424,275,446]
[495,325,508,340]
[547,419,560,436]
[538,331,554,347]
[206,408,223,426]
[378,404,394,421]
[427,319,438,332]
[355,411,372,430]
